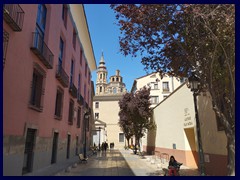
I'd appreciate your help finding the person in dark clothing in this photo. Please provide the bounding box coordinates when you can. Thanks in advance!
[168,156,182,176]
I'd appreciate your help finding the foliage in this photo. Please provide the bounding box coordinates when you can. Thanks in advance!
[118,86,153,148]
[111,4,235,175]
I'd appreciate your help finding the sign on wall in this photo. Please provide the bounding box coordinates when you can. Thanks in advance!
[184,108,194,128]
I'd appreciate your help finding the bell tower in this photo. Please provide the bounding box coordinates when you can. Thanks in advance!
[96,52,108,95]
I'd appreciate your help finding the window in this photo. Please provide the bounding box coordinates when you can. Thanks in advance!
[162,82,169,92]
[100,74,102,79]
[70,59,74,85]
[119,133,124,142]
[84,84,86,98]
[29,64,45,111]
[77,107,81,128]
[54,87,64,119]
[150,96,159,104]
[163,95,168,99]
[59,37,64,66]
[62,4,68,27]
[68,99,74,125]
[78,74,81,95]
[95,102,99,108]
[100,86,102,93]
[88,90,90,103]
[95,113,99,119]
[80,49,82,65]
[72,29,77,50]
[88,72,91,84]
[113,88,117,94]
[154,83,158,89]
[36,4,47,37]
[85,63,87,77]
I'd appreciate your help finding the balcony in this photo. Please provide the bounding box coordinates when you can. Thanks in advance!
[56,65,69,88]
[3,4,24,31]
[69,82,77,98]
[77,93,84,106]
[3,30,9,68]
[30,32,54,69]
[85,101,89,110]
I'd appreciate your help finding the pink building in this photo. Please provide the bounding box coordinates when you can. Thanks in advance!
[3,4,96,175]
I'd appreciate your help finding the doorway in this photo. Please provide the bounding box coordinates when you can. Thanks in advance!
[22,128,36,175]
[75,136,79,155]
[51,132,58,164]
[66,134,71,159]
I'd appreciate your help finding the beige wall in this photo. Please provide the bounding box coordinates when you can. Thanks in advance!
[197,92,228,175]
[144,83,228,174]
[144,84,198,168]
[198,92,227,155]
[93,97,125,149]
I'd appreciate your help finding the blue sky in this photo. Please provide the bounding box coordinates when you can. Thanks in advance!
[84,4,148,92]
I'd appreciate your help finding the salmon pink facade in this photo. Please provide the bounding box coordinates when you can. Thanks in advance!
[3,4,96,176]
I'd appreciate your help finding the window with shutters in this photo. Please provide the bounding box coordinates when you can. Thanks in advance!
[68,99,74,125]
[62,4,68,28]
[29,63,46,112]
[77,107,81,128]
[54,87,64,119]
[119,133,124,142]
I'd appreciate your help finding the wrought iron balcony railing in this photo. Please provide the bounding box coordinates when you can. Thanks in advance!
[56,64,69,88]
[69,82,77,98]
[77,92,84,106]
[3,4,24,31]
[3,30,9,68]
[85,101,89,110]
[31,32,54,69]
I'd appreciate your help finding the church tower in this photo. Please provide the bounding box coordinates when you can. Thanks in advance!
[96,52,108,95]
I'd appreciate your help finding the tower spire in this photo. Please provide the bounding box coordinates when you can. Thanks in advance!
[100,51,105,64]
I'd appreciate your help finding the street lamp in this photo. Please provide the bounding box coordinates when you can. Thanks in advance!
[84,111,90,159]
[188,73,205,176]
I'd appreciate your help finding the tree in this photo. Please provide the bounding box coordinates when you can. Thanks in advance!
[118,93,134,147]
[119,86,154,153]
[111,4,235,175]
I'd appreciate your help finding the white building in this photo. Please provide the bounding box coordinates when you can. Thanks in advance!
[143,82,227,175]
[92,53,127,149]
[131,72,186,108]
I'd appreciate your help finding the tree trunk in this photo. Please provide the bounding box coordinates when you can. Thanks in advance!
[134,138,139,154]
[211,91,235,176]
[226,134,235,175]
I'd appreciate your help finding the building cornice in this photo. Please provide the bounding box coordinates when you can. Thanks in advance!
[93,95,124,101]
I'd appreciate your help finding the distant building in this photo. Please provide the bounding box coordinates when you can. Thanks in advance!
[3,4,96,175]
[93,53,127,149]
[95,53,127,95]
[131,72,186,108]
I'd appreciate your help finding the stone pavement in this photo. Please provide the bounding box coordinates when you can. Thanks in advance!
[54,149,200,176]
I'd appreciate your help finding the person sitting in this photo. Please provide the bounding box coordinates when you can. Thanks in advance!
[168,155,182,176]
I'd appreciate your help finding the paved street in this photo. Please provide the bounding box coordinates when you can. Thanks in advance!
[54,149,200,176]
